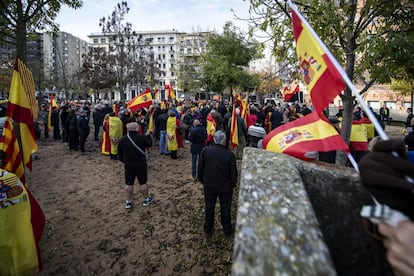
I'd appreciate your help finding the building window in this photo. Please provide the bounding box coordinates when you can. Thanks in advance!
[93,38,99,43]
[100,38,106,43]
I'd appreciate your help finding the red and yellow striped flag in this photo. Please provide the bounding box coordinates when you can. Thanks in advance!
[6,58,38,170]
[154,84,159,100]
[127,88,153,112]
[241,94,249,125]
[290,4,345,113]
[0,117,26,184]
[230,99,239,149]
[263,112,349,160]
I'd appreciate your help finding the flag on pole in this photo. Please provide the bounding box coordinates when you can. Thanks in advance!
[241,94,249,125]
[47,95,58,134]
[283,80,300,102]
[165,84,176,100]
[0,117,26,184]
[290,3,345,113]
[229,98,239,149]
[263,112,349,160]
[6,58,38,170]
[127,88,153,112]
[154,84,159,100]
[113,103,119,117]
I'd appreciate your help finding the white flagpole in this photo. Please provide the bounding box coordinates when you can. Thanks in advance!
[287,0,388,141]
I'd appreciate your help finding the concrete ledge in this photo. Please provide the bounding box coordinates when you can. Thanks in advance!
[232,148,391,275]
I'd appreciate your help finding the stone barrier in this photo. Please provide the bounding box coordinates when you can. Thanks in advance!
[232,148,392,275]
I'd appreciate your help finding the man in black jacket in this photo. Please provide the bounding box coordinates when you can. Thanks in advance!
[118,122,153,209]
[197,130,238,237]
[188,119,207,181]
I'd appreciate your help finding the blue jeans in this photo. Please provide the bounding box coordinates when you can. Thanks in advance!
[159,130,169,154]
[191,153,199,178]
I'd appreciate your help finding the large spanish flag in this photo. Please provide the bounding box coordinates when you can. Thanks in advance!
[290,3,345,113]
[7,58,38,170]
[263,112,349,160]
[127,88,153,112]
[0,169,45,275]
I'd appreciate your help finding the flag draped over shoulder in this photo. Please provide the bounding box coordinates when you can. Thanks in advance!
[290,3,345,113]
[263,112,349,160]
[230,99,239,149]
[6,58,38,170]
[127,88,153,112]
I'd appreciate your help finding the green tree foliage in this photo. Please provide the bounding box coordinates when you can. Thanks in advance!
[201,22,264,94]
[247,0,414,164]
[0,0,82,63]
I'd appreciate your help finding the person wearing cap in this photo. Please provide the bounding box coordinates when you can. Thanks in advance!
[118,122,153,209]
[197,130,238,238]
[188,119,207,181]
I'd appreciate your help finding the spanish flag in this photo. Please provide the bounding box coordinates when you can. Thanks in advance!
[263,112,349,160]
[127,88,153,112]
[165,84,176,100]
[154,84,159,100]
[113,103,119,116]
[283,80,300,102]
[229,98,239,149]
[290,2,345,113]
[0,169,45,275]
[47,95,58,133]
[6,58,38,170]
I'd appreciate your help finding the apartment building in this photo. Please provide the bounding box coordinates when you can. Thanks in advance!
[88,30,210,101]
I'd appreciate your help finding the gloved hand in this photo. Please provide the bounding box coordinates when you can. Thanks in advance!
[359,138,414,220]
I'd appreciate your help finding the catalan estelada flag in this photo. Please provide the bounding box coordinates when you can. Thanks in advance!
[127,88,153,112]
[263,112,349,160]
[6,58,38,170]
[290,3,345,113]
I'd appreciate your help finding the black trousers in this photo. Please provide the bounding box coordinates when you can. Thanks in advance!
[203,190,233,236]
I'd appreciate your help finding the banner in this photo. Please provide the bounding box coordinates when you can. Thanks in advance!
[263,112,349,160]
[290,3,345,113]
[127,88,153,112]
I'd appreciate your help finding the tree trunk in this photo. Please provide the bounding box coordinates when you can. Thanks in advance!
[337,38,357,166]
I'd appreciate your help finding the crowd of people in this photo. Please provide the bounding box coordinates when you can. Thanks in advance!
[32,97,414,275]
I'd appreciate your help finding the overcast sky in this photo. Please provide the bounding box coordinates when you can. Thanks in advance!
[55,0,252,41]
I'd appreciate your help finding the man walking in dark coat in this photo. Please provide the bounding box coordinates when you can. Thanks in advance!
[197,130,238,237]
[77,109,90,154]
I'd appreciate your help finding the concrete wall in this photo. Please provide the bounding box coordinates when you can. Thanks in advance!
[233,148,392,275]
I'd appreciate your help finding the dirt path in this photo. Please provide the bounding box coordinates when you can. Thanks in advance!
[28,136,238,275]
